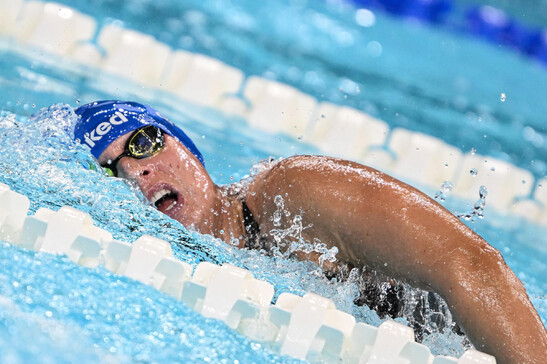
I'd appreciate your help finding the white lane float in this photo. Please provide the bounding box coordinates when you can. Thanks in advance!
[0,183,496,363]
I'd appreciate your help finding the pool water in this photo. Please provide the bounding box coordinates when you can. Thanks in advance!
[1,0,546,362]
[30,0,547,173]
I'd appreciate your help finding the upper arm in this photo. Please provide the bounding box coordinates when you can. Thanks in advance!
[244,155,488,290]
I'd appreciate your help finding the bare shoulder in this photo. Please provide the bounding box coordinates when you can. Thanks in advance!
[247,155,386,187]
[242,154,411,229]
[245,154,418,204]
[264,155,377,172]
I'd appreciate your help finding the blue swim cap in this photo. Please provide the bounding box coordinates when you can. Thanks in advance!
[73,100,205,166]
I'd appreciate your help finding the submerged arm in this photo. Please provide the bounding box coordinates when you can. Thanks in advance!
[245,155,547,364]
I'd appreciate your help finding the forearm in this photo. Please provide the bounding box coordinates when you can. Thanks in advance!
[441,247,547,363]
[344,186,547,363]
[348,184,547,363]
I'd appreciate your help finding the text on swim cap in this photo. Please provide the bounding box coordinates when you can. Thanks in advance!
[83,111,128,148]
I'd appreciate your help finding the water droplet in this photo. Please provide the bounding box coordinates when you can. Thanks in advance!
[435,181,453,201]
[470,148,476,155]
[470,168,478,176]
[441,181,453,192]
[500,93,506,102]
[490,167,495,172]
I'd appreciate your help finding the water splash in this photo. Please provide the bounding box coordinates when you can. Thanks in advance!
[456,186,488,222]
[350,266,471,355]
[272,194,290,227]
[0,105,235,265]
[0,105,478,359]
[267,195,339,267]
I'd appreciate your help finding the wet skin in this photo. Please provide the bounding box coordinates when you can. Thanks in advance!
[99,132,547,364]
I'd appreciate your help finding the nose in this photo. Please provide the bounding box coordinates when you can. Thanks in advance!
[117,157,153,179]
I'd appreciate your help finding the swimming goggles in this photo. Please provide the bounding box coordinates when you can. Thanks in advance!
[101,125,164,177]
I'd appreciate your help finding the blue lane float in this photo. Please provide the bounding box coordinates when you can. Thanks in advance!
[351,0,453,23]
[349,1,547,67]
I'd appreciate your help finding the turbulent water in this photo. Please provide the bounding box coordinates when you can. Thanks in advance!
[1,0,546,361]
[0,103,481,361]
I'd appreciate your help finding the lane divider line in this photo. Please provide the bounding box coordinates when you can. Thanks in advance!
[0,182,496,363]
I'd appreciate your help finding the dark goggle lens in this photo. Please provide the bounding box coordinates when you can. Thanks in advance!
[99,126,164,178]
[128,126,164,158]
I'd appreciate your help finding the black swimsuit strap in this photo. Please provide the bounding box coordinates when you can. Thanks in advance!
[241,200,261,249]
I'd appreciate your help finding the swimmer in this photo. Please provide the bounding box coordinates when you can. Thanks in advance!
[74,100,547,363]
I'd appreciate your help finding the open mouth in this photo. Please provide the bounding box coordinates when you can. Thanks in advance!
[151,188,181,213]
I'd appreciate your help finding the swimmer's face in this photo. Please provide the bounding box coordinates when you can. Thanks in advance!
[98,131,217,230]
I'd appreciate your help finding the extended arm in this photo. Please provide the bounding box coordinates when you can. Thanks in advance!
[245,155,547,363]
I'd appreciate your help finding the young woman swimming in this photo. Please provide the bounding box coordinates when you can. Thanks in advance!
[74,100,547,363]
